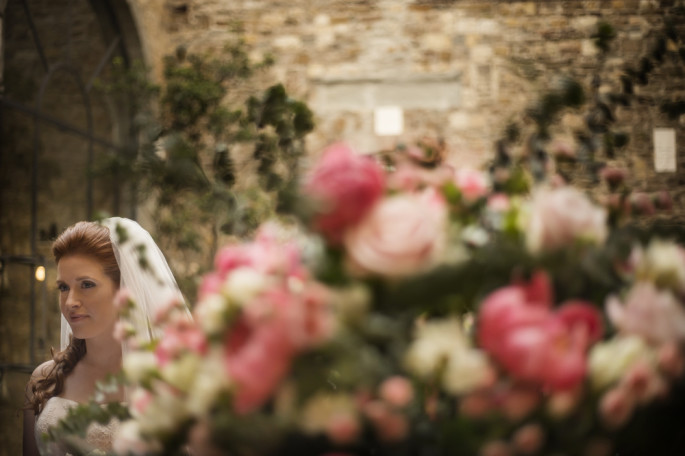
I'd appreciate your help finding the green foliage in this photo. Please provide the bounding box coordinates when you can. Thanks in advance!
[96,39,314,298]
[491,11,685,209]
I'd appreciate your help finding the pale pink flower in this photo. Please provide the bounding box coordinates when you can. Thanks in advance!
[130,388,153,417]
[113,420,161,455]
[606,281,685,344]
[628,192,656,216]
[113,320,135,342]
[512,423,545,455]
[197,271,224,302]
[657,342,684,378]
[526,186,607,253]
[551,139,576,160]
[500,385,541,421]
[303,142,386,244]
[479,440,513,456]
[547,387,582,418]
[487,193,511,212]
[344,188,448,278]
[325,413,361,444]
[113,288,133,311]
[459,392,493,419]
[386,162,455,192]
[286,282,335,350]
[619,360,667,404]
[455,168,491,202]
[154,320,208,367]
[599,386,635,429]
[379,376,414,408]
[363,400,409,442]
[600,167,628,190]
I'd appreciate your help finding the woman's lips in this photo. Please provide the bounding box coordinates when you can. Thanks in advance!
[69,314,89,323]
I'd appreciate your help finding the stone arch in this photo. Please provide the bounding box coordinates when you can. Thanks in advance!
[0,1,148,452]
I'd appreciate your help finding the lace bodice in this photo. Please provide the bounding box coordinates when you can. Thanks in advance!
[35,397,120,455]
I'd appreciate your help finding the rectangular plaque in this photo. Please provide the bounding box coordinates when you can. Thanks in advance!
[374,106,404,136]
[653,128,677,172]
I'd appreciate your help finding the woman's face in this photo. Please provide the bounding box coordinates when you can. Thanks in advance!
[57,254,119,341]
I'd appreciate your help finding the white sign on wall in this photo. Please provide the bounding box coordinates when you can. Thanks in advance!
[653,128,677,172]
[374,106,404,136]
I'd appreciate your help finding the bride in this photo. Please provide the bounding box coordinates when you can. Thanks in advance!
[23,217,187,456]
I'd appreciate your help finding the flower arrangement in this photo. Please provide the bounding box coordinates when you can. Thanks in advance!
[54,140,685,456]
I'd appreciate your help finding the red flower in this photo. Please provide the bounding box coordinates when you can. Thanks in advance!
[478,272,602,390]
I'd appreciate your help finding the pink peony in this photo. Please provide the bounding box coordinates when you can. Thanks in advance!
[304,143,386,243]
[223,283,333,414]
[526,186,607,253]
[343,188,448,278]
[478,272,603,390]
[455,168,491,202]
[223,315,294,414]
[606,281,685,345]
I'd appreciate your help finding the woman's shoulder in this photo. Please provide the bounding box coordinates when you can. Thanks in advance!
[30,360,55,379]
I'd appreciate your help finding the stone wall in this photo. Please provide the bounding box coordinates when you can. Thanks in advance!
[128,0,685,174]
[1,0,684,453]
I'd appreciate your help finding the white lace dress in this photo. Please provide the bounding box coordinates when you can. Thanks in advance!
[35,397,120,455]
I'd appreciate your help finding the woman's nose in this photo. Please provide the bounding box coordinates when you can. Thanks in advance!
[65,290,81,308]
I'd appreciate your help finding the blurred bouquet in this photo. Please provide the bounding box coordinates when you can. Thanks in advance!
[101,141,685,456]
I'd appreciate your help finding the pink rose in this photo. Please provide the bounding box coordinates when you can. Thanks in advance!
[487,193,511,212]
[455,168,491,202]
[343,188,448,278]
[607,281,685,344]
[478,272,603,390]
[154,320,208,367]
[379,376,414,408]
[304,143,386,243]
[526,187,607,253]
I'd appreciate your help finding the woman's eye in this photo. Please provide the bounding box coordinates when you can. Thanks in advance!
[82,281,96,289]
[57,284,69,292]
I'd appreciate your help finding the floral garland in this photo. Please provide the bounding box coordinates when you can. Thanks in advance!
[52,141,685,456]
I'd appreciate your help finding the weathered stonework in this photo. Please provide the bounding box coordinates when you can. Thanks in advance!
[1,1,684,453]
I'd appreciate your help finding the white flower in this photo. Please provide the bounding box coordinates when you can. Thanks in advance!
[299,393,358,435]
[405,318,491,394]
[195,294,229,336]
[443,348,491,395]
[160,354,201,393]
[633,239,685,293]
[187,349,232,417]
[113,420,161,455]
[329,283,371,324]
[588,335,654,390]
[405,318,464,378]
[525,186,607,253]
[122,352,157,384]
[137,382,190,435]
[607,281,685,344]
[223,266,269,304]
